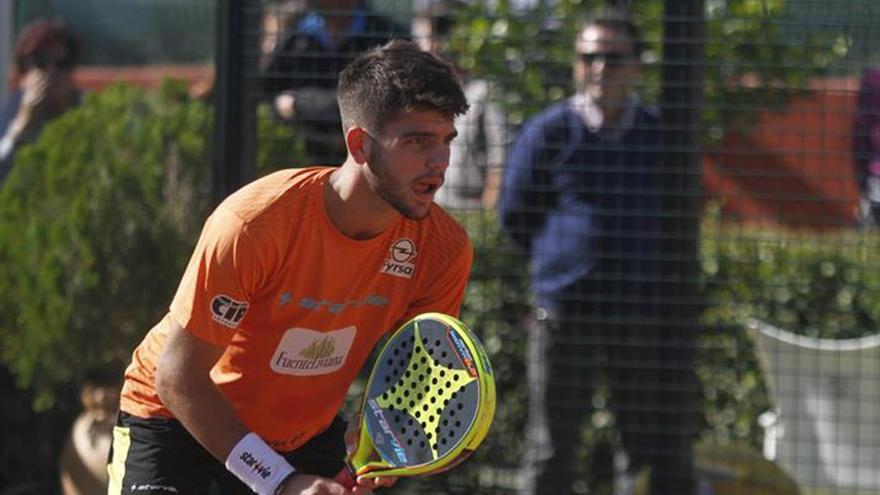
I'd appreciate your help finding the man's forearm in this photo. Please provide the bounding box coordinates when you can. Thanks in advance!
[155,325,297,494]
[156,359,248,461]
[155,320,251,460]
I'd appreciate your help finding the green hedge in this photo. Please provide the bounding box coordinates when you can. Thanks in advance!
[0,81,298,491]
[0,81,302,410]
[701,208,880,339]
[0,81,213,409]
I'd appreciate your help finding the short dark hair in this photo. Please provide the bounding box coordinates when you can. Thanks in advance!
[337,39,469,135]
[10,18,81,89]
[580,7,644,58]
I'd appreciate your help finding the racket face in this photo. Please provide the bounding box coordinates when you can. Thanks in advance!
[360,313,493,474]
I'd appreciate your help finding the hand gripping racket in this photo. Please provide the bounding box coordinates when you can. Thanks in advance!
[334,312,496,487]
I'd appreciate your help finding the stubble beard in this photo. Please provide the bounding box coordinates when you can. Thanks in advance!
[367,148,430,221]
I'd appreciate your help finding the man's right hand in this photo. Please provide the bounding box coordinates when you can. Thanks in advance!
[278,472,393,495]
[277,473,351,495]
[274,91,296,121]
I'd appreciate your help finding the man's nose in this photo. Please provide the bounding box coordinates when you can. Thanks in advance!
[427,143,450,170]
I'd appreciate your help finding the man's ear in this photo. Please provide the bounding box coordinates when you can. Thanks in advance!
[346,127,371,165]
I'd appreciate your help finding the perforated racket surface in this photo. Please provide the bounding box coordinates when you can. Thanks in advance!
[335,312,495,486]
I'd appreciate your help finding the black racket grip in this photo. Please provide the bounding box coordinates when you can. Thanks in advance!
[333,463,357,489]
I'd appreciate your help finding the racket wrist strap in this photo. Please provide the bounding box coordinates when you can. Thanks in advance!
[333,463,357,489]
[225,432,296,495]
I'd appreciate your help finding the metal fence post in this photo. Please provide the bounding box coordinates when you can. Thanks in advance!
[660,0,704,335]
[658,0,705,487]
[212,0,259,206]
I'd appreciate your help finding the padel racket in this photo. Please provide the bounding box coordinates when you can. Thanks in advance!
[334,312,496,487]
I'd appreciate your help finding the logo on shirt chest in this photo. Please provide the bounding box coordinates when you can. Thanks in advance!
[270,326,356,376]
[295,293,389,314]
[211,294,248,328]
[380,238,417,279]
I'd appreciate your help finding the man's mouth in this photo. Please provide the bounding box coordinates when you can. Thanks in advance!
[413,177,443,197]
[414,183,439,194]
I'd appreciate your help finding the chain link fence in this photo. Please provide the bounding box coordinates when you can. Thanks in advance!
[2,0,880,494]
[239,1,880,494]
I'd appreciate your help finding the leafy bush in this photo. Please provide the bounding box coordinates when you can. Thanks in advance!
[0,81,210,409]
[0,80,301,491]
[0,80,301,410]
[701,211,880,339]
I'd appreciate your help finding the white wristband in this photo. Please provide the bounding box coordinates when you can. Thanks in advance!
[225,433,295,495]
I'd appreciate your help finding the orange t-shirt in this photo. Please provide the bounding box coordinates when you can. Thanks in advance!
[119,167,473,452]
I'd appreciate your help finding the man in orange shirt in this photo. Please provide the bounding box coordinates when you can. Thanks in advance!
[107,40,472,495]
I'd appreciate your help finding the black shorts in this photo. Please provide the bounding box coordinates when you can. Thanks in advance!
[107,411,347,495]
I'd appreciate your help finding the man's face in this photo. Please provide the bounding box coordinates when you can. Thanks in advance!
[260,14,283,62]
[364,109,457,220]
[574,24,640,110]
[412,17,435,53]
[411,17,444,55]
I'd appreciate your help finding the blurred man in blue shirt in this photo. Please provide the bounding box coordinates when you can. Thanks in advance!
[499,8,696,495]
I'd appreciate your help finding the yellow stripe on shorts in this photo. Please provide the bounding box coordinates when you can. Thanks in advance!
[107,426,131,495]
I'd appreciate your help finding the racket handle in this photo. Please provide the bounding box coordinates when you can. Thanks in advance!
[333,464,357,489]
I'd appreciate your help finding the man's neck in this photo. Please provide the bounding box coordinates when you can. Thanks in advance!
[318,0,361,39]
[572,92,638,141]
[324,161,397,240]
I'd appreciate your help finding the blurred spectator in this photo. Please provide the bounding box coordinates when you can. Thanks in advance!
[0,18,82,185]
[188,2,301,102]
[853,68,880,228]
[259,0,303,71]
[261,0,407,164]
[499,8,697,495]
[413,0,509,210]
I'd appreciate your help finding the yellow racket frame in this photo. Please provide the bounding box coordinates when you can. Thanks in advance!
[349,312,496,479]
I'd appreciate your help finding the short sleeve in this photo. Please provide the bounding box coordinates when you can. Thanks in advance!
[403,234,474,321]
[169,205,269,347]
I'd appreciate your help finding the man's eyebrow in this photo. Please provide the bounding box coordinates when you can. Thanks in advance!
[400,130,436,138]
[399,129,458,141]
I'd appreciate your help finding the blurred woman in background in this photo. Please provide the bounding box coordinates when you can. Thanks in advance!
[0,18,82,185]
